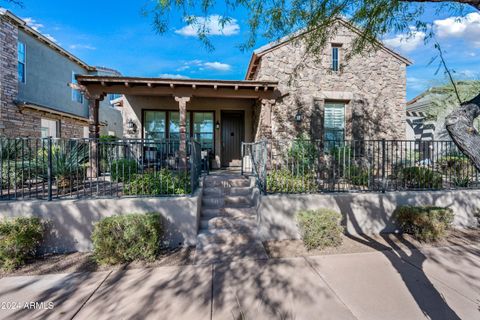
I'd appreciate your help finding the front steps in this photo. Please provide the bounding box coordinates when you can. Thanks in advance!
[194,173,267,265]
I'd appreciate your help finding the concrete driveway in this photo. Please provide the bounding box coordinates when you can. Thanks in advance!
[0,244,478,320]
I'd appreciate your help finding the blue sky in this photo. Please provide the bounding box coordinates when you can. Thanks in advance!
[2,0,479,100]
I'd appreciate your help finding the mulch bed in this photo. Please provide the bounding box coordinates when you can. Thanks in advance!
[0,247,195,278]
[263,228,480,259]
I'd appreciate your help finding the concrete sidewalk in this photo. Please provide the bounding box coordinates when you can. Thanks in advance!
[0,244,478,320]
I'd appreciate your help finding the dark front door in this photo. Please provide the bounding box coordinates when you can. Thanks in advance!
[221,111,244,167]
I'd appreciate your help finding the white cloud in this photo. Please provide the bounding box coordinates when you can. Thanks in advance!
[69,44,96,50]
[23,17,58,43]
[456,69,480,79]
[176,60,232,73]
[23,17,43,31]
[383,27,426,53]
[175,15,240,37]
[158,73,190,79]
[203,61,231,71]
[434,12,480,47]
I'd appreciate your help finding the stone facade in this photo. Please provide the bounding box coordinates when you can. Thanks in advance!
[251,22,408,142]
[0,15,18,134]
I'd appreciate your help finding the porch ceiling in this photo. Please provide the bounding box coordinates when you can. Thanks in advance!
[76,75,278,100]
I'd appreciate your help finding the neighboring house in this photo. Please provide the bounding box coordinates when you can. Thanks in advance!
[77,19,411,169]
[406,81,480,141]
[0,9,123,139]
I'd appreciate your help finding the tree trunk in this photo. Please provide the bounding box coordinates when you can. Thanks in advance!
[445,92,480,171]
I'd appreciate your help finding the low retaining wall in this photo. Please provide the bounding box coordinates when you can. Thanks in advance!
[0,188,202,253]
[257,190,479,241]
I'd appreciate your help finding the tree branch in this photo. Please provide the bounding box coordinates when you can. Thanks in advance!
[400,0,480,10]
[445,93,480,171]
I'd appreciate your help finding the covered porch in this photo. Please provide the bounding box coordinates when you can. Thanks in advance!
[76,76,278,169]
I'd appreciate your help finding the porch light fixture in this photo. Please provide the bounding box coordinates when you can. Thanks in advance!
[215,121,220,130]
[295,111,303,123]
[127,119,137,134]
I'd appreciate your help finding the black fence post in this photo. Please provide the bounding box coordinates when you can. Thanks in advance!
[47,137,53,201]
[241,143,244,176]
[381,139,386,193]
[190,141,194,195]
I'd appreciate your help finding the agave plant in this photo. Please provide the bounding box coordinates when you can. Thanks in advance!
[0,138,33,189]
[34,141,89,188]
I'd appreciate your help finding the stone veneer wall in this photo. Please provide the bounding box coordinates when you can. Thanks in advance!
[0,15,18,134]
[252,23,407,141]
[0,15,86,138]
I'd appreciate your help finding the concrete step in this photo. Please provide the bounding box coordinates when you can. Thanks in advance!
[202,197,224,209]
[201,208,221,219]
[224,195,253,207]
[199,216,256,232]
[202,196,254,209]
[201,207,256,219]
[203,186,253,197]
[204,177,251,188]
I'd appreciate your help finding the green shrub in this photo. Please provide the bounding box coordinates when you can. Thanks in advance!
[267,169,317,193]
[1,161,28,189]
[394,206,454,242]
[92,213,164,265]
[296,209,344,250]
[398,167,443,189]
[0,217,44,271]
[438,155,472,187]
[111,159,138,182]
[347,165,369,186]
[124,169,191,195]
[287,137,318,173]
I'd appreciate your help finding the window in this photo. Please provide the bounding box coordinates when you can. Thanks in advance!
[331,45,340,72]
[17,41,26,83]
[168,111,191,140]
[324,102,345,151]
[193,112,214,152]
[83,126,90,139]
[144,111,166,140]
[142,110,214,153]
[71,72,84,103]
[41,119,59,138]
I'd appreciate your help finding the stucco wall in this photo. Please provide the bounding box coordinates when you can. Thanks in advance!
[99,105,123,137]
[120,95,255,168]
[0,189,202,253]
[17,30,90,118]
[257,190,479,241]
[252,23,408,141]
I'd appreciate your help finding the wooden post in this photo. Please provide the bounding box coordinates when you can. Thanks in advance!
[175,96,191,170]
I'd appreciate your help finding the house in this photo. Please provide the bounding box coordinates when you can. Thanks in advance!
[77,19,411,169]
[0,9,123,139]
[406,81,480,141]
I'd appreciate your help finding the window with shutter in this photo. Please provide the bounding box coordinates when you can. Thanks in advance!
[324,102,345,150]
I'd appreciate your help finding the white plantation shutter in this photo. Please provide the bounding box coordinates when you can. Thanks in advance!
[324,103,345,144]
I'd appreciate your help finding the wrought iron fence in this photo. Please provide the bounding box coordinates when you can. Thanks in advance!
[243,139,480,194]
[0,137,204,201]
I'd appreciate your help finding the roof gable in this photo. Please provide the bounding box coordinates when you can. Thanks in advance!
[245,18,412,80]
